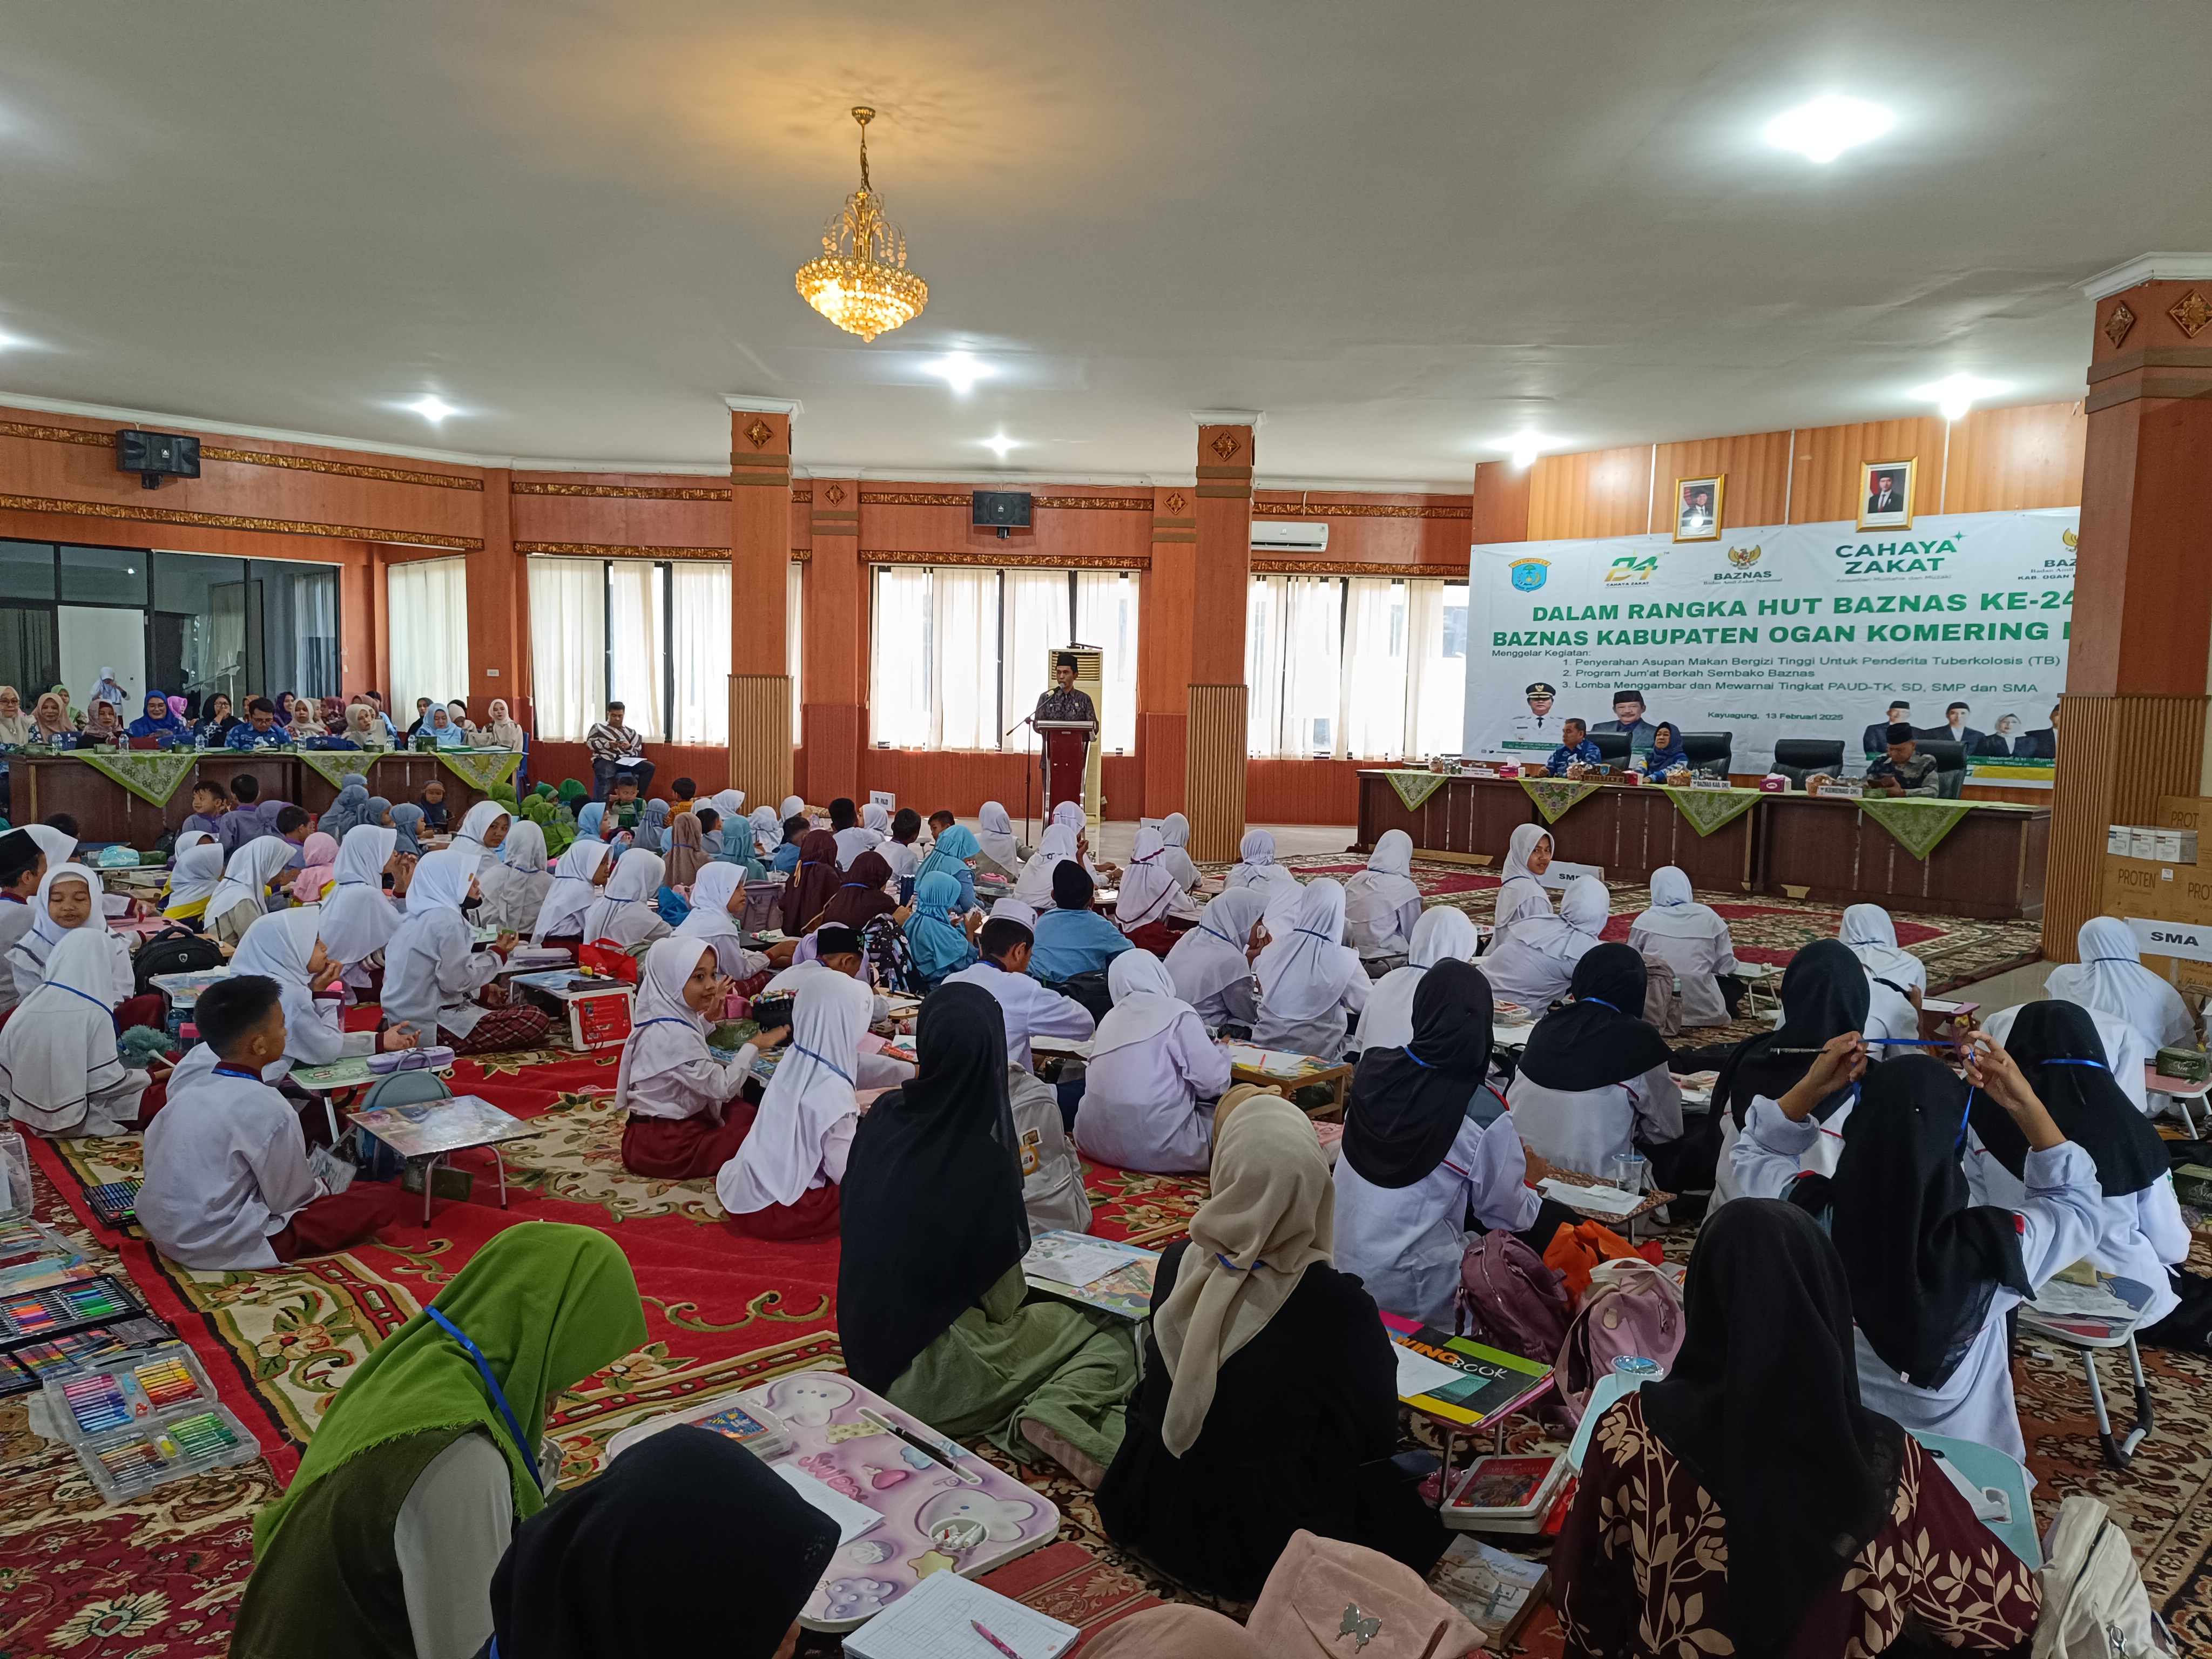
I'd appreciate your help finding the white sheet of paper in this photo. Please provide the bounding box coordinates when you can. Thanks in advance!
[840,1564,1079,1659]
[772,1462,882,1543]
[1025,1239,1141,1288]
[1541,1178,1643,1216]
[1393,1343,1469,1400]
[2029,1278,2134,1321]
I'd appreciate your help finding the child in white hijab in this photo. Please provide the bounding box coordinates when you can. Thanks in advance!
[975,801,1027,880]
[673,864,781,983]
[1225,828,1289,893]
[0,928,156,1136]
[380,849,543,1051]
[1114,827,1187,935]
[1011,821,1080,909]
[1357,907,1480,1053]
[1628,866,1742,1027]
[1488,824,1555,951]
[1476,873,1609,1010]
[1343,830,1421,973]
[1157,813,1199,892]
[1076,951,1235,1174]
[532,839,613,945]
[618,936,786,1179]
[2045,916,2196,1052]
[207,836,298,946]
[1165,887,1269,1033]
[581,849,671,949]
[1251,879,1368,1060]
[449,800,511,871]
[1837,903,1925,1043]
[9,865,130,1004]
[163,832,226,922]
[714,968,871,1240]
[318,825,403,992]
[476,820,552,936]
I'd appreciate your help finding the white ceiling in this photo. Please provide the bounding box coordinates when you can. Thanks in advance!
[0,1,2197,487]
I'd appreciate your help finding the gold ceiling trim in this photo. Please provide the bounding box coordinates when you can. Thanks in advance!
[512,481,732,501]
[0,491,479,549]
[0,420,483,490]
[517,540,728,561]
[865,548,1147,571]
[1252,501,1471,520]
[1250,557,1465,578]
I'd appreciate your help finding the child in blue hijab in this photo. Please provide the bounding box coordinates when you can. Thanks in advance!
[903,869,978,986]
[914,822,980,914]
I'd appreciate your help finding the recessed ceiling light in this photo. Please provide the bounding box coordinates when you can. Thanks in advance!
[1763,96,1894,163]
[925,352,993,394]
[1910,373,2011,421]
[979,434,1021,458]
[406,395,456,423]
[1494,430,1561,471]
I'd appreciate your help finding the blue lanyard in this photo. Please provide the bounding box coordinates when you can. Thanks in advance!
[1582,996,1620,1013]
[1402,1046,1434,1069]
[53,983,112,1017]
[791,1043,853,1082]
[2044,1057,2106,1071]
[1215,1253,1271,1271]
[213,1064,263,1081]
[424,1305,544,1493]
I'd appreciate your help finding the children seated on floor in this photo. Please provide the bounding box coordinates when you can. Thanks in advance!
[1488,822,1555,949]
[780,828,840,931]
[1475,870,1608,1010]
[10,862,134,1008]
[840,981,1137,1489]
[0,929,168,1136]
[138,975,402,1266]
[232,1225,646,1659]
[1343,828,1422,975]
[714,968,871,1241]
[1074,951,1232,1175]
[1163,885,1267,1033]
[318,825,404,994]
[828,796,881,868]
[1507,943,1684,1181]
[1838,902,1927,1042]
[1250,878,1367,1060]
[769,815,808,874]
[580,848,671,950]
[881,805,925,881]
[231,907,419,1076]
[475,819,551,935]
[1110,827,1190,950]
[416,775,449,829]
[0,827,44,1015]
[914,819,980,913]
[1030,862,1132,981]
[1356,905,1479,1053]
[379,848,548,1054]
[531,838,612,945]
[181,775,233,844]
[2047,914,2197,1053]
[974,800,1027,880]
[902,868,980,988]
[1627,865,1745,1026]
[220,774,267,854]
[207,835,298,945]
[449,799,510,871]
[617,936,787,1180]
[943,915,1096,1069]
[673,862,792,986]
[1709,938,1870,1211]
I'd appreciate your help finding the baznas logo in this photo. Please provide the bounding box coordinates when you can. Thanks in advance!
[1726,543,1762,568]
[1509,559,1550,592]
[2062,529,2079,552]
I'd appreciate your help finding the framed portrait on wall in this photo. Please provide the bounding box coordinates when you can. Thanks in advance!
[1673,474,1724,542]
[1858,458,1916,530]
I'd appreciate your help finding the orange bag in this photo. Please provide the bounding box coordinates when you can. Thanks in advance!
[1543,1218,1662,1305]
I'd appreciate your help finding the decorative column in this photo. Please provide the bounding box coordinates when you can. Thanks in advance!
[466,467,528,725]
[802,476,866,806]
[2044,256,2212,960]
[1136,485,1196,818]
[725,395,800,806]
[1184,411,1259,862]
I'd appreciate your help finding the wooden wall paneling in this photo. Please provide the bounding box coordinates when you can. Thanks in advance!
[1471,460,1530,545]
[856,492,1153,565]
[1250,491,1473,568]
[1647,430,1795,534]
[1525,446,1653,541]
[1789,416,1952,525]
[510,474,732,555]
[1944,403,2088,515]
[1184,685,1249,860]
[1244,757,1361,826]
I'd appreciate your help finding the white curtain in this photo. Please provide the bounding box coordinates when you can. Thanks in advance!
[291,568,339,697]
[1000,570,1070,748]
[1280,576,1345,758]
[669,562,730,744]
[869,567,932,748]
[1074,570,1138,753]
[526,558,605,741]
[387,556,470,723]
[1408,579,1468,758]
[1245,575,1286,758]
[787,559,804,744]
[1341,578,1411,760]
[605,560,665,741]
[930,567,998,750]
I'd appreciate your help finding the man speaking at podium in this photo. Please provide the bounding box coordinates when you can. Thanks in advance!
[1029,652,1097,811]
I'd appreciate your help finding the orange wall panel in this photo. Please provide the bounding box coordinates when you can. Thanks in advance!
[1251,493,1473,568]
[1648,429,1795,534]
[1471,461,1530,545]
[511,474,732,554]
[1245,758,1362,827]
[1943,402,2088,516]
[858,494,1152,566]
[1788,416,1953,525]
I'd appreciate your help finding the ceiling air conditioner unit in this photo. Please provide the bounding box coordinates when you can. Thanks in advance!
[1250,520,1329,553]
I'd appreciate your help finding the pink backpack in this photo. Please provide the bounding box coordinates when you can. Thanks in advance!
[1453,1231,1572,1364]
[1552,1259,1685,1425]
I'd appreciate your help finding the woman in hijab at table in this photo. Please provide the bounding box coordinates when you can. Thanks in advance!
[1487,822,1556,951]
[1343,830,1422,974]
[914,820,980,914]
[476,820,551,937]
[422,704,467,748]
[1839,903,1925,1042]
[471,697,525,749]
[974,799,1027,880]
[1357,906,1479,1053]
[475,1423,837,1659]
[449,800,510,872]
[1554,1197,2040,1659]
[126,690,188,741]
[2046,914,2198,1051]
[715,968,871,1241]
[234,1225,646,1659]
[29,690,73,744]
[1705,937,1869,1211]
[381,850,548,1055]
[285,697,324,740]
[1966,1001,2188,1325]
[289,831,338,904]
[530,838,611,946]
[1098,1092,1449,1597]
[580,849,670,950]
[78,697,124,743]
[1337,961,1550,1326]
[341,702,383,748]
[617,936,780,1179]
[163,832,226,923]
[1157,811,1200,892]
[1250,878,1367,1060]
[1010,820,1079,908]
[0,928,160,1137]
[388,801,427,859]
[1075,950,1234,1175]
[903,868,979,988]
[780,827,842,934]
[1164,886,1268,1033]
[1475,870,1607,1011]
[1635,718,1694,780]
[841,982,1139,1487]
[1508,942,1683,1178]
[1628,865,1743,1026]
[0,686,31,746]
[320,825,402,990]
[319,774,373,842]
[1733,1043,2098,1460]
[206,835,299,946]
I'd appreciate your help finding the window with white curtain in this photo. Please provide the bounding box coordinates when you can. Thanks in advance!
[787,559,804,744]
[527,558,606,741]
[866,564,1137,752]
[387,556,470,722]
[605,561,665,741]
[669,562,730,744]
[1246,575,1467,759]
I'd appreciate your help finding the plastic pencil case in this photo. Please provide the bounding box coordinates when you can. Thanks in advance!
[43,1341,222,1445]
[0,1316,173,1396]
[0,1274,144,1341]
[366,1046,456,1074]
[73,1402,261,1502]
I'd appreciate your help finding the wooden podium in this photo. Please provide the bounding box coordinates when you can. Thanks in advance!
[1036,719,1095,815]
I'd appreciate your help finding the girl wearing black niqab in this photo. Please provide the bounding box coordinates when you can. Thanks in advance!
[838,981,1138,1486]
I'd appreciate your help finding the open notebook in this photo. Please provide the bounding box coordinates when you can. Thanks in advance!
[839,1566,1079,1659]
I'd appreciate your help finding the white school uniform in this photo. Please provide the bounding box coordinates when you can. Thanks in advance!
[1476,874,1608,1011]
[1250,879,1368,1061]
[941,959,1096,1070]
[1358,909,1482,1054]
[1164,887,1265,1033]
[229,908,344,1078]
[139,1046,323,1269]
[580,849,671,949]
[1709,1088,1856,1212]
[1731,1098,2101,1461]
[1506,1063,1684,1176]
[674,865,774,982]
[714,970,869,1216]
[1626,868,1741,1028]
[1331,1091,1539,1328]
[1965,1131,2190,1326]
[8,866,132,1006]
[319,825,402,990]
[617,938,756,1124]
[0,928,149,1137]
[1074,953,1233,1175]
[380,851,501,1042]
[1343,830,1422,965]
[1486,824,1556,953]
[476,821,552,936]
[832,825,886,870]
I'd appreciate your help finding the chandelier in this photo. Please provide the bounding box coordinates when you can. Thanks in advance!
[794,107,928,343]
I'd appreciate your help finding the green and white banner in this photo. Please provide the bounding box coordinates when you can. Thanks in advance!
[1465,509,2077,778]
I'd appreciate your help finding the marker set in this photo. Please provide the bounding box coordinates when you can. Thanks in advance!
[52,1344,217,1433]
[45,1341,259,1501]
[83,1181,143,1229]
[0,1316,172,1397]
[1,1275,141,1340]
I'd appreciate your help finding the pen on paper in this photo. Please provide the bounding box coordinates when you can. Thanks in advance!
[971,1618,1023,1658]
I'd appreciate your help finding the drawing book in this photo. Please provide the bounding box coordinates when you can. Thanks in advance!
[1380,1314,1553,1427]
[1021,1231,1158,1321]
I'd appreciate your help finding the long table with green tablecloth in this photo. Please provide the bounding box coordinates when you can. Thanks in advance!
[1357,770,2047,920]
[5,748,521,845]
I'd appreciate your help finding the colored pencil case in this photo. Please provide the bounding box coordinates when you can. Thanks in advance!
[366,1046,456,1074]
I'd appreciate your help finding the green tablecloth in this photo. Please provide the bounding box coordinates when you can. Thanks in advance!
[1380,769,1451,811]
[1656,785,1764,838]
[1518,776,1602,824]
[71,750,200,807]
[1858,795,1978,860]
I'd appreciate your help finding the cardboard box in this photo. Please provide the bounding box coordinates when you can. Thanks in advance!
[2157,828,2200,864]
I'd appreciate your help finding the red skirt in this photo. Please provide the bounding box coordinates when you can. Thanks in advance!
[443,1004,551,1054]
[269,1184,405,1260]
[1123,921,1179,959]
[720,1182,840,1242]
[621,1104,757,1181]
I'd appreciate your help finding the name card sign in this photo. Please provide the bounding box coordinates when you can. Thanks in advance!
[2127,917,2212,965]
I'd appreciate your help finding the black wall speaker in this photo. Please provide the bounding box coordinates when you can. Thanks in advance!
[116,429,201,489]
[972,490,1033,535]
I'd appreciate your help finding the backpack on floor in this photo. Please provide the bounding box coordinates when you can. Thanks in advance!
[1453,1230,1572,1364]
[133,926,223,996]
[2034,1496,2172,1659]
[1642,953,1683,1038]
[1552,1258,1684,1426]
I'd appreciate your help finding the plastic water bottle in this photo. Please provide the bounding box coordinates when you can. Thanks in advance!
[1611,1355,1664,1381]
